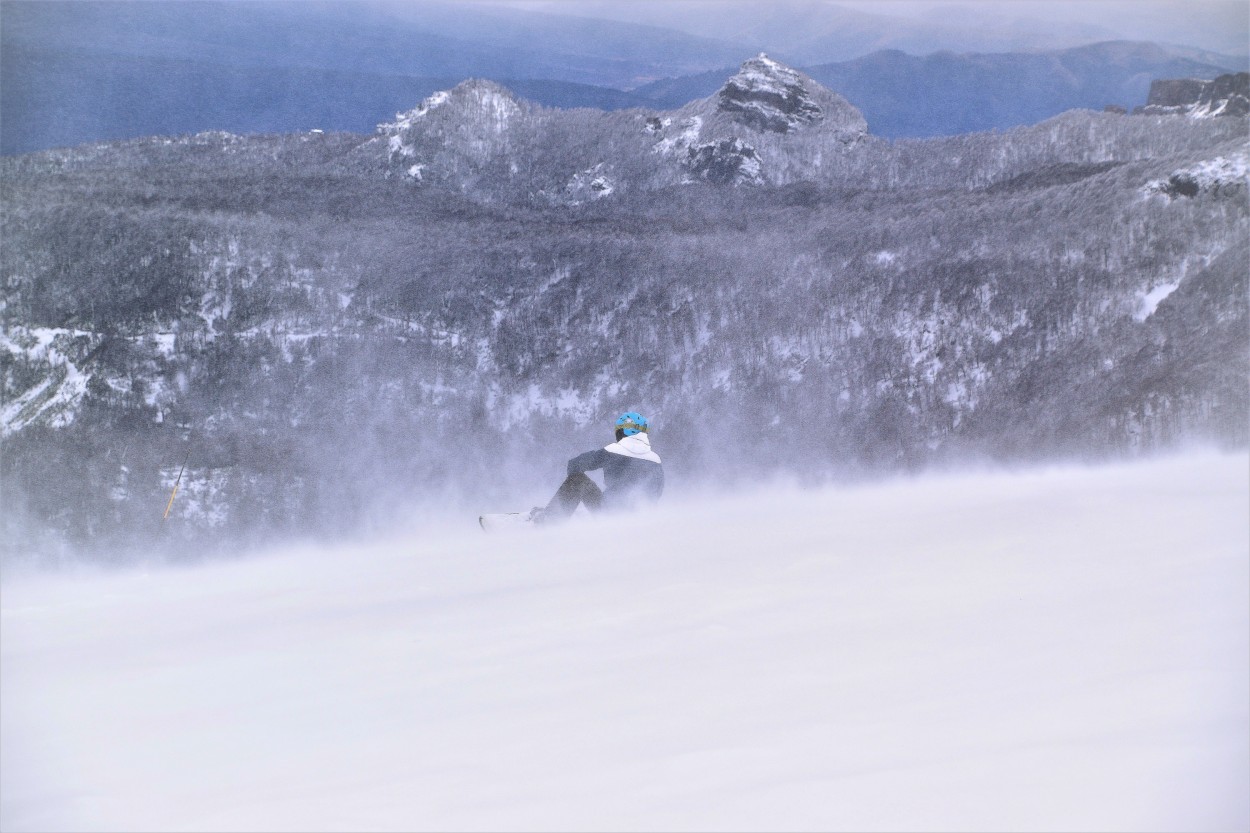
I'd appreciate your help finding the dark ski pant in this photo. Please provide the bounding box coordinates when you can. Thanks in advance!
[543,472,602,521]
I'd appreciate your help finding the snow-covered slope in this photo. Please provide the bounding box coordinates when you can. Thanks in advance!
[2,453,1247,832]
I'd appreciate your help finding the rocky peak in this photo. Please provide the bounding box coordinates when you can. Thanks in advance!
[717,54,828,134]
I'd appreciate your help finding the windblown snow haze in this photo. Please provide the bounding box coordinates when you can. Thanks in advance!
[2,453,1247,831]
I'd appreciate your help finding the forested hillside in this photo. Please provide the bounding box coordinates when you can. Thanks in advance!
[2,58,1246,562]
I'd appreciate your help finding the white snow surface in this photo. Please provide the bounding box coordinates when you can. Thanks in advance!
[2,453,1248,832]
[653,116,702,156]
[1136,281,1181,321]
[0,327,93,437]
[1179,149,1250,186]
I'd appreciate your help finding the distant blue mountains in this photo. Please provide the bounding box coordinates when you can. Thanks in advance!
[2,0,1243,154]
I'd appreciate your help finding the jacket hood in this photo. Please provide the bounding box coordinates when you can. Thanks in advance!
[605,432,661,464]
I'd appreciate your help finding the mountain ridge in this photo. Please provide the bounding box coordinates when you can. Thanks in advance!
[2,0,1244,152]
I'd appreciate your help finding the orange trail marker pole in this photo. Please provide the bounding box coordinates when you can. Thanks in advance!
[162,448,192,521]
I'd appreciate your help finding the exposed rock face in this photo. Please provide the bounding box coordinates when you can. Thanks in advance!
[685,138,763,184]
[718,54,826,133]
[715,54,867,138]
[1144,78,1210,110]
[1193,73,1250,117]
[1138,72,1250,118]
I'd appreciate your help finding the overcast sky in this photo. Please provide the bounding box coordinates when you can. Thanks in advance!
[494,1,1249,57]
[842,1,1247,43]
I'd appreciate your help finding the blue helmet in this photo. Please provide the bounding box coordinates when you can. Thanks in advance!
[614,412,649,436]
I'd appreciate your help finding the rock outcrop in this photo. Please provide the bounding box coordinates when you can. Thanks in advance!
[1137,72,1249,118]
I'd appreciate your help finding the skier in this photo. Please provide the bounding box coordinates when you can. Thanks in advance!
[530,412,663,524]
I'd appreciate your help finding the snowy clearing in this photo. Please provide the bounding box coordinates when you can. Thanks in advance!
[2,453,1247,832]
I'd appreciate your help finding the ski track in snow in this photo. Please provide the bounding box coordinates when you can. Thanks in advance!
[1,453,1248,832]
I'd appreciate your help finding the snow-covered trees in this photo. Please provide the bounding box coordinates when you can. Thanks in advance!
[2,92,1246,560]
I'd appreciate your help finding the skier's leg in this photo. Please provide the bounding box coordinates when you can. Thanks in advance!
[542,473,602,521]
[573,473,603,512]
